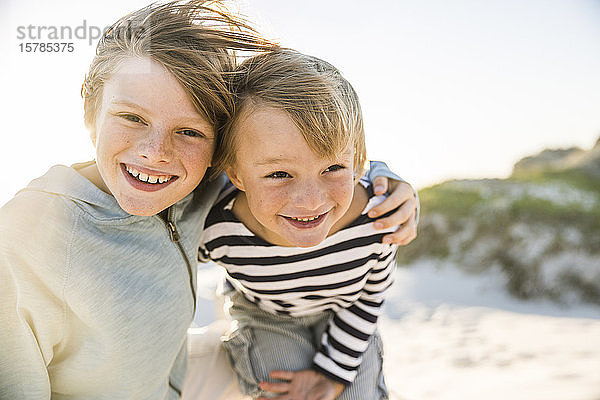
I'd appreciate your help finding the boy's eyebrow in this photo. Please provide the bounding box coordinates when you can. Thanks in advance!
[110,99,149,113]
[110,99,210,126]
[254,157,293,166]
[254,153,350,167]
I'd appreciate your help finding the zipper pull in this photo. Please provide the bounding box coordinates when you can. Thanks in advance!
[166,221,180,242]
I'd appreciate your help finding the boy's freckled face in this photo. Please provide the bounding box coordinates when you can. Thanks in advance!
[228,106,355,247]
[93,57,215,216]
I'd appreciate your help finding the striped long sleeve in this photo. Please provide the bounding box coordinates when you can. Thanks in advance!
[312,245,396,384]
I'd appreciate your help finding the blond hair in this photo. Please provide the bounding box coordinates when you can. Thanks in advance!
[81,0,275,140]
[212,49,367,179]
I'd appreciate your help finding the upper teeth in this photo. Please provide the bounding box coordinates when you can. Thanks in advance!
[126,165,172,184]
[291,215,320,222]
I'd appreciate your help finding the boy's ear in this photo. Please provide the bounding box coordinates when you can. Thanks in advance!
[84,99,97,146]
[226,167,245,192]
[89,130,97,147]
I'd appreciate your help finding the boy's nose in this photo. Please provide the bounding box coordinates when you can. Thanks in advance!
[292,180,327,211]
[138,127,173,163]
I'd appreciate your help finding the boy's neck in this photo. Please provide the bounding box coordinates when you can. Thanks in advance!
[76,161,112,195]
[330,183,368,234]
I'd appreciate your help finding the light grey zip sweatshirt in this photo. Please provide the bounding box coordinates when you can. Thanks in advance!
[0,164,226,399]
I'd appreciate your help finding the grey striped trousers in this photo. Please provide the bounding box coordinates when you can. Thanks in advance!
[221,290,389,399]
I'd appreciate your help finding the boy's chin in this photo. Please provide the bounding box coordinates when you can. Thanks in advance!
[116,197,166,217]
[284,232,329,248]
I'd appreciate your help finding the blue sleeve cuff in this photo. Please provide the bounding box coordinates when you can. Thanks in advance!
[366,161,403,182]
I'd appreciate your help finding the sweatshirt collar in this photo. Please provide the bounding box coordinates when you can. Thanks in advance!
[20,164,196,221]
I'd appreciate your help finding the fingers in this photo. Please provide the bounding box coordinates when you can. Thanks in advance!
[367,180,419,246]
[258,370,294,395]
[372,176,389,196]
[257,397,287,400]
[269,370,295,380]
[373,199,416,230]
[259,380,290,393]
[372,197,418,245]
[371,200,417,235]
[368,182,415,218]
[382,221,417,246]
[257,396,288,400]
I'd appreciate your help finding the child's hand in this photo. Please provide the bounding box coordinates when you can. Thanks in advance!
[368,178,418,245]
[257,369,344,400]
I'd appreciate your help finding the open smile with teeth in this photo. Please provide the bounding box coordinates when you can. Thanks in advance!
[289,215,322,222]
[283,210,330,224]
[125,165,174,184]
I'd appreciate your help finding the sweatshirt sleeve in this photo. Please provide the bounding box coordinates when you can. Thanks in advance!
[0,192,71,399]
[312,243,397,385]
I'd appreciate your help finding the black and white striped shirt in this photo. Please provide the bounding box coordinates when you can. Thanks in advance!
[199,181,398,385]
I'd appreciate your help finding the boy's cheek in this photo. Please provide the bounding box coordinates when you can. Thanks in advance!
[247,185,273,206]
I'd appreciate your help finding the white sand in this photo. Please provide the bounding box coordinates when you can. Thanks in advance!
[380,308,600,400]
[194,263,600,400]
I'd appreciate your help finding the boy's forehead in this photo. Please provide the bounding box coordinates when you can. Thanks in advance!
[112,56,165,77]
[100,58,209,125]
[104,58,184,101]
[251,145,354,165]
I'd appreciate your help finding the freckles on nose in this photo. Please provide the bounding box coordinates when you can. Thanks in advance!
[152,129,172,146]
[306,182,327,197]
[293,184,326,207]
[140,130,174,159]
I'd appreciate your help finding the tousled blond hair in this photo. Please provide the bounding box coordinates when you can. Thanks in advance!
[212,49,367,179]
[81,0,275,141]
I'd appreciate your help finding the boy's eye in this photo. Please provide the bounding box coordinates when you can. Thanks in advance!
[323,164,345,173]
[178,129,205,138]
[265,171,292,179]
[120,114,145,124]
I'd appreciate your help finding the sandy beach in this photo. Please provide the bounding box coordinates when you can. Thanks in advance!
[193,262,600,400]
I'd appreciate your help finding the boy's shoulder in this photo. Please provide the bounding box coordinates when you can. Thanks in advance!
[0,164,117,258]
[1,183,75,229]
[203,181,240,228]
[0,188,78,291]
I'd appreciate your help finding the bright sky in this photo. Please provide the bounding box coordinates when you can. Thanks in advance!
[1,0,599,206]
